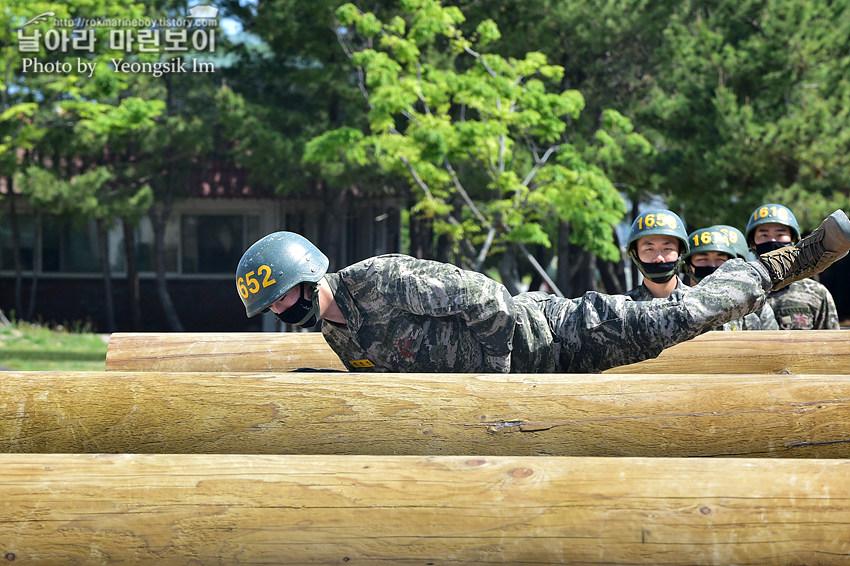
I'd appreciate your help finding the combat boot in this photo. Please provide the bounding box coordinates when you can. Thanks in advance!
[759,210,850,291]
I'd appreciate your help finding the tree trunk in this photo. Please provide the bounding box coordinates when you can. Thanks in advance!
[598,229,627,294]
[8,188,24,318]
[408,212,434,260]
[25,212,41,321]
[97,218,116,332]
[557,221,595,297]
[630,199,641,290]
[498,245,523,295]
[572,250,596,296]
[150,204,183,332]
[122,220,142,330]
[319,185,349,271]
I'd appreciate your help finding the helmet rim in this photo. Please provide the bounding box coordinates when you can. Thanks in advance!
[236,231,329,318]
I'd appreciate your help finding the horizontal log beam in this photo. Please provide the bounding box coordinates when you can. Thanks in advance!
[611,329,850,374]
[2,454,850,564]
[5,371,850,457]
[104,330,850,374]
[105,331,347,372]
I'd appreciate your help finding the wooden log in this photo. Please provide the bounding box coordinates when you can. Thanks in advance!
[2,454,850,564]
[5,370,850,457]
[105,331,347,372]
[610,329,850,374]
[105,330,850,374]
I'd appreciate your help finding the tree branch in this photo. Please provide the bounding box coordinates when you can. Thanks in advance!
[518,243,563,297]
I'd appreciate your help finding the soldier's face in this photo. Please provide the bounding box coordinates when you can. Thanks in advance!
[753,223,792,244]
[690,251,732,268]
[636,235,680,263]
[269,285,303,315]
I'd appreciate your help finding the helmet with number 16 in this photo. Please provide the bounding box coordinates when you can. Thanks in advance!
[745,203,801,245]
[713,224,750,260]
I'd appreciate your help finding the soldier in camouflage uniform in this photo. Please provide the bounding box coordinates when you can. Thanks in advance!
[682,226,778,331]
[623,209,690,301]
[236,210,850,373]
[746,204,840,330]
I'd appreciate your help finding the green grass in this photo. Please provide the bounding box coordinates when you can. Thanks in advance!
[0,321,108,371]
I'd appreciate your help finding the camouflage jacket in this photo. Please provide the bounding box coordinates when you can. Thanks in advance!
[320,255,769,373]
[624,277,687,302]
[767,278,839,329]
[719,302,779,331]
[322,255,525,372]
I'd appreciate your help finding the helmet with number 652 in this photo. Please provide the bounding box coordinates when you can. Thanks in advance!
[745,203,800,244]
[236,232,329,317]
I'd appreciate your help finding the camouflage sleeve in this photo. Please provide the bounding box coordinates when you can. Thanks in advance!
[816,288,840,330]
[385,258,516,371]
[758,302,780,330]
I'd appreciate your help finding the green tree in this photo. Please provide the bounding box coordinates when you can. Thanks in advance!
[215,0,397,266]
[455,0,675,292]
[1,0,164,325]
[641,0,850,230]
[306,0,645,294]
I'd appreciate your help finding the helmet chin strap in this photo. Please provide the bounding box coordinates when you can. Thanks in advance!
[276,282,322,327]
[294,283,321,326]
[629,249,681,284]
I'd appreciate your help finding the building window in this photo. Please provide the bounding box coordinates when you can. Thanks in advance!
[133,215,179,273]
[181,214,260,274]
[43,219,99,273]
[1,211,262,276]
[0,214,35,271]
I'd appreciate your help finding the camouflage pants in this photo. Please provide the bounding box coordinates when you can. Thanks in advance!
[543,259,771,373]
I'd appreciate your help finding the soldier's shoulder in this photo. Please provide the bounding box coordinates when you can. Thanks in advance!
[790,278,834,297]
[624,285,651,301]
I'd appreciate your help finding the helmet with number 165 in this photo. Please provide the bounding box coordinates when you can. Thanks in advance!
[236,232,329,318]
[745,203,801,245]
[626,209,689,256]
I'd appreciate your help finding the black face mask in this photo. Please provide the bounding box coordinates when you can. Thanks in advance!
[755,240,789,255]
[275,283,320,328]
[640,260,679,283]
[692,265,719,282]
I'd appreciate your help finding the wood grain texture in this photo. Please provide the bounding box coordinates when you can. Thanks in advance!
[105,330,850,374]
[610,329,850,374]
[105,331,347,372]
[2,454,850,564]
[5,370,850,457]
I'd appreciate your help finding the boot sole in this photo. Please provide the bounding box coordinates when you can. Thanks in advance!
[829,209,850,242]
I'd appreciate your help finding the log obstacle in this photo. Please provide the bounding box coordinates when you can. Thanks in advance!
[105,331,347,372]
[6,370,850,457]
[105,330,850,374]
[2,454,850,564]
[613,328,850,374]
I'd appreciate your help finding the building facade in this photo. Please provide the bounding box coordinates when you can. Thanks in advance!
[0,192,401,332]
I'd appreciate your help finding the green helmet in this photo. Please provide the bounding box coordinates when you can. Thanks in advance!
[627,209,689,256]
[713,224,750,259]
[745,203,800,244]
[682,226,738,262]
[626,209,689,283]
[236,231,329,318]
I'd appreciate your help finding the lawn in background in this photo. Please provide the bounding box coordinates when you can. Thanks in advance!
[0,321,108,370]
